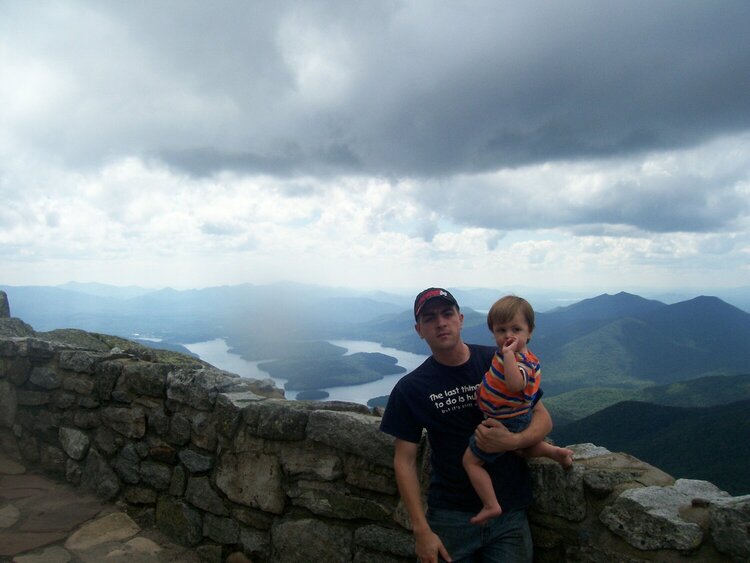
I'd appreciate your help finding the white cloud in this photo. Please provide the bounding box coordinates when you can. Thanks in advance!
[1,1,749,294]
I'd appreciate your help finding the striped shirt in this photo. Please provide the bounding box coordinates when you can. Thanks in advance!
[477,349,542,419]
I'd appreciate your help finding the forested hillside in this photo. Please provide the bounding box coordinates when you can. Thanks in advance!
[552,399,750,495]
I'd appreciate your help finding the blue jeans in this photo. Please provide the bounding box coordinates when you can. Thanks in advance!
[426,507,532,563]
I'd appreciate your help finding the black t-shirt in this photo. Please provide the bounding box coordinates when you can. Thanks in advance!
[380,344,536,512]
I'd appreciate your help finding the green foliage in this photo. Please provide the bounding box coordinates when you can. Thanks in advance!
[547,374,750,425]
[552,399,750,495]
[367,395,389,408]
[545,387,641,426]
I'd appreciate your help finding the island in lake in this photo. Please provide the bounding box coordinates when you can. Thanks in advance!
[258,351,406,391]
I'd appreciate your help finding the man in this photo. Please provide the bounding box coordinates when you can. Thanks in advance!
[380,288,552,562]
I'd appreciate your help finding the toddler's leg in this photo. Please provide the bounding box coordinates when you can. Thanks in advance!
[523,441,574,468]
[462,447,502,524]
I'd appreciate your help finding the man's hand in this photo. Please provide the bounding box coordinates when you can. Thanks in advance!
[414,526,452,563]
[474,418,521,453]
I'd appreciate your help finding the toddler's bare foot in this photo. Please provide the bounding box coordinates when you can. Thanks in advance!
[470,504,502,525]
[553,447,575,469]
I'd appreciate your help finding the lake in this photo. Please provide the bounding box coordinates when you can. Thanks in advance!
[182,338,428,405]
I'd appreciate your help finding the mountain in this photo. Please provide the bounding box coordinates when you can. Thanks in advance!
[552,399,750,495]
[58,282,155,299]
[3,284,749,393]
[0,283,404,348]
[545,291,665,319]
[544,373,750,426]
[527,293,750,394]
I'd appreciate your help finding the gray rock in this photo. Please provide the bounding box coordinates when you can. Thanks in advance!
[58,350,103,373]
[344,456,397,495]
[156,495,203,546]
[277,440,342,481]
[59,427,90,460]
[2,356,31,385]
[81,448,120,500]
[169,464,187,496]
[242,398,310,441]
[287,480,393,521]
[212,393,243,439]
[190,411,217,451]
[0,504,21,530]
[139,461,172,490]
[52,391,76,409]
[203,513,239,543]
[272,518,353,563]
[0,318,35,338]
[30,366,61,389]
[568,442,611,460]
[101,406,146,438]
[179,448,214,473]
[185,476,228,516]
[123,485,158,504]
[168,412,191,446]
[0,379,17,428]
[709,494,750,561]
[148,443,178,463]
[307,410,394,467]
[0,291,9,318]
[94,360,122,401]
[94,426,124,455]
[113,443,141,484]
[354,524,415,558]
[196,544,223,563]
[147,407,170,436]
[66,458,83,484]
[61,373,95,396]
[73,409,100,429]
[531,462,586,521]
[599,480,720,550]
[40,444,66,474]
[239,525,271,559]
[16,338,55,360]
[117,361,168,397]
[215,444,285,515]
[167,368,236,410]
[15,389,49,406]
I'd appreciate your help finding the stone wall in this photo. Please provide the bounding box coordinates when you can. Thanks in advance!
[1,329,748,562]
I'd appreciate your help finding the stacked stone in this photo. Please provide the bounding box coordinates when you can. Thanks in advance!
[0,336,414,562]
[1,330,749,562]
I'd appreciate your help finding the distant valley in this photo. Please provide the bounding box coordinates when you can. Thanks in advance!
[3,282,749,399]
[2,281,749,493]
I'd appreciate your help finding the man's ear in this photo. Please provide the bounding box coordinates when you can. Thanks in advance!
[414,322,424,339]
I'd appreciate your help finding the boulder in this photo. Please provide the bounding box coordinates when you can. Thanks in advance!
[0,291,9,318]
[600,479,730,551]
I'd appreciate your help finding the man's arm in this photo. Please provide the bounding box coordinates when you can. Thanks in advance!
[473,400,552,453]
[393,439,451,563]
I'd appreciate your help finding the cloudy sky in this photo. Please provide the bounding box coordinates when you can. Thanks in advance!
[2,0,749,293]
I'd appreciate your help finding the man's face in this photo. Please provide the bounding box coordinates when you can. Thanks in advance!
[414,299,464,353]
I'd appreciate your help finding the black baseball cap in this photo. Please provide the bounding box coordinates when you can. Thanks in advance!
[414,287,459,320]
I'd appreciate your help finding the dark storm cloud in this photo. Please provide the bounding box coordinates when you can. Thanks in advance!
[429,163,750,235]
[6,1,750,178]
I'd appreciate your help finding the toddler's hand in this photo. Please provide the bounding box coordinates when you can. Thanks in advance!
[502,336,518,354]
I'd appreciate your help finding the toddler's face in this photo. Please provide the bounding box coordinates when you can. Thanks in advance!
[491,311,532,352]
